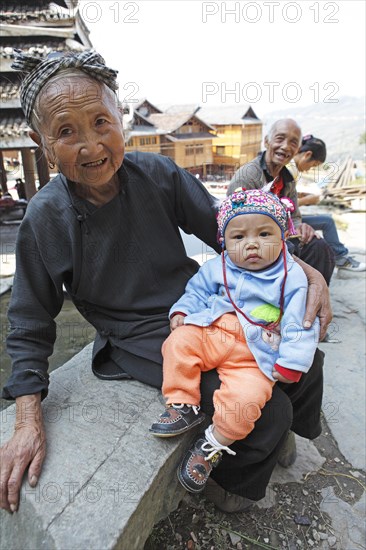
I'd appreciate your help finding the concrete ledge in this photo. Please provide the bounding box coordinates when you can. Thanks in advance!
[0,344,202,550]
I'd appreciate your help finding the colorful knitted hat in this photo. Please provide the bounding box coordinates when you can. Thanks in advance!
[217,188,295,239]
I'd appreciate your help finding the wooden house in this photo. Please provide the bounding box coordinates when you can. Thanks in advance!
[125,100,162,154]
[197,105,262,179]
[149,112,216,177]
[128,101,262,180]
[125,110,161,154]
[127,101,216,178]
[0,0,92,198]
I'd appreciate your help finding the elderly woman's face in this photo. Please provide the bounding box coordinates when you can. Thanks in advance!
[36,75,125,187]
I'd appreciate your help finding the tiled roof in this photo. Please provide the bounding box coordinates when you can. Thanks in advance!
[0,38,67,59]
[0,2,72,24]
[135,99,162,115]
[138,100,261,127]
[197,105,261,125]
[0,75,21,101]
[148,113,194,133]
[148,112,215,134]
[0,110,29,138]
[133,110,156,127]
[156,103,201,115]
[0,1,89,149]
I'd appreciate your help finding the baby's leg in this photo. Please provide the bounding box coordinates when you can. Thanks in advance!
[150,325,210,437]
[162,324,209,406]
[213,365,274,441]
[176,367,274,494]
[151,318,240,438]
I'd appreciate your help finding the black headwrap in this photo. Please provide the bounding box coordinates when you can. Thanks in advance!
[12,49,119,125]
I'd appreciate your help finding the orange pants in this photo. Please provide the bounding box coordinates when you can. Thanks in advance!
[162,313,275,440]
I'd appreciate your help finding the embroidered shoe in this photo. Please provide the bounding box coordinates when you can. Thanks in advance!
[177,434,223,493]
[149,404,206,437]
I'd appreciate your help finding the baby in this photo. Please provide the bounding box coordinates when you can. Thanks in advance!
[150,188,319,493]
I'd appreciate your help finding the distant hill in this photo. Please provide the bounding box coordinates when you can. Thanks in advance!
[261,96,365,162]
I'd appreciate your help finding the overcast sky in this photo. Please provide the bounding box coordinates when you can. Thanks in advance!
[80,0,365,118]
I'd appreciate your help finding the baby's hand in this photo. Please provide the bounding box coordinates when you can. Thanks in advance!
[272,369,295,384]
[170,314,185,331]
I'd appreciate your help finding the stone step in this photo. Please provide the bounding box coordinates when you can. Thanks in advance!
[0,344,203,550]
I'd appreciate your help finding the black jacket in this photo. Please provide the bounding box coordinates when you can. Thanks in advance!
[3,152,219,400]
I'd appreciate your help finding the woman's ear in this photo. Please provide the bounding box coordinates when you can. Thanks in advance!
[29,131,55,166]
[29,131,42,146]
[115,100,125,126]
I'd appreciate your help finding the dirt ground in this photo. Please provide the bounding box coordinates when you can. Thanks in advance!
[144,414,365,550]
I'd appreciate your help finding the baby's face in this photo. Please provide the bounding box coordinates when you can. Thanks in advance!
[224,213,283,270]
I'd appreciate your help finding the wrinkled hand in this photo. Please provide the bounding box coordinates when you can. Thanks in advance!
[294,257,333,341]
[0,394,46,513]
[170,314,186,331]
[298,222,319,244]
[272,370,295,384]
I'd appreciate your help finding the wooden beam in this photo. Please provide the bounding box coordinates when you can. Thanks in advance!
[35,148,50,188]
[0,151,9,194]
[21,149,37,200]
[1,24,74,38]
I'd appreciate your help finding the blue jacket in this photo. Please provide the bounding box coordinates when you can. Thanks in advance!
[170,249,319,381]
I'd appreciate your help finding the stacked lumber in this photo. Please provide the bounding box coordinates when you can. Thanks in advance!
[322,157,366,210]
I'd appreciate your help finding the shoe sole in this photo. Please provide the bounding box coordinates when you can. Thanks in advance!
[149,415,206,437]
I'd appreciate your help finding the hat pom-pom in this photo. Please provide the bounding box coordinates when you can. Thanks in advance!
[280,197,297,236]
[231,190,247,205]
[280,197,295,213]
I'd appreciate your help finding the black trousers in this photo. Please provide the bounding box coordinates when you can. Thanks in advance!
[201,348,324,500]
[289,236,335,286]
[94,345,324,501]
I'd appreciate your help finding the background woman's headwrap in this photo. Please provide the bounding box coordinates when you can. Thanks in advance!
[12,49,119,125]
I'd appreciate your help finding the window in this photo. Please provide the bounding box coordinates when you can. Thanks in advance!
[139,137,157,146]
[185,144,204,156]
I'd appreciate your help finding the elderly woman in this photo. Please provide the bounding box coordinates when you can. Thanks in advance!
[0,50,331,514]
